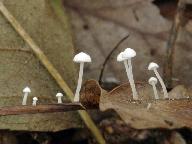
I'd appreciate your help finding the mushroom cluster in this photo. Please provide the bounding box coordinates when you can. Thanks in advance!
[117,48,168,100]
[148,62,168,99]
[21,86,65,106]
[20,49,169,107]
[22,86,39,106]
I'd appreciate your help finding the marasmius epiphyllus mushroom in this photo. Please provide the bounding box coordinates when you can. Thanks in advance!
[121,48,138,100]
[73,52,91,102]
[56,92,63,104]
[117,52,130,88]
[32,97,38,106]
[22,86,31,105]
[148,62,168,99]
[148,77,159,99]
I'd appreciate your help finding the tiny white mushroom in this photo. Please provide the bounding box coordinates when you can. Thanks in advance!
[32,97,38,106]
[56,92,63,104]
[73,52,91,102]
[22,86,31,105]
[148,77,159,99]
[117,52,131,89]
[148,62,168,99]
[122,48,138,100]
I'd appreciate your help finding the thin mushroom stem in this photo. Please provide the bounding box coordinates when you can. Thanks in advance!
[123,60,129,77]
[127,59,138,100]
[58,97,62,104]
[152,83,159,99]
[123,60,138,100]
[74,62,84,102]
[22,93,28,105]
[154,69,168,99]
[32,101,37,106]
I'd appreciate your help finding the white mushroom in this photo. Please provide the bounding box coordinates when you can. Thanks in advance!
[117,52,131,89]
[148,62,168,99]
[148,77,159,99]
[22,86,31,105]
[73,52,91,102]
[32,97,38,106]
[56,92,63,104]
[121,48,138,100]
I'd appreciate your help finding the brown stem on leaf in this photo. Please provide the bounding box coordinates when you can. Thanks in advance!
[0,103,85,116]
[164,0,186,89]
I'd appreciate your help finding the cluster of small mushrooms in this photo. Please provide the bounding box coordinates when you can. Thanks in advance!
[117,48,168,100]
[22,48,169,106]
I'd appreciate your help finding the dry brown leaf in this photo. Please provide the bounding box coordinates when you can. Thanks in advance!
[100,82,192,129]
[80,79,103,108]
[80,80,192,129]
[168,85,191,99]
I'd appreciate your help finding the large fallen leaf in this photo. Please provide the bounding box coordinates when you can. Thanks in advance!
[0,0,81,131]
[80,80,192,129]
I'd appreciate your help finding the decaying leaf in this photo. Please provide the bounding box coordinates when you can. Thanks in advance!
[80,80,104,108]
[0,0,81,131]
[80,80,192,129]
[168,85,189,99]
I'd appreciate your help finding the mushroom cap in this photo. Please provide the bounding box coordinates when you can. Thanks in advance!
[73,52,91,63]
[33,97,38,101]
[117,52,127,62]
[122,48,136,59]
[56,92,63,97]
[148,77,158,85]
[148,62,159,70]
[23,86,31,93]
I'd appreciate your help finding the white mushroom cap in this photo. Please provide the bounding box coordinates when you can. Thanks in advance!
[73,52,91,63]
[56,92,63,97]
[33,97,38,101]
[148,77,158,85]
[117,52,127,62]
[122,48,136,59]
[148,62,159,70]
[23,87,31,93]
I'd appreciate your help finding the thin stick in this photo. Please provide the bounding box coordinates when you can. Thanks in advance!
[0,2,106,144]
[0,103,84,116]
[127,59,138,100]
[163,0,186,89]
[99,35,129,84]
[22,93,28,105]
[152,84,159,100]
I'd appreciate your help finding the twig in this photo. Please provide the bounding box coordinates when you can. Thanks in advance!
[99,35,129,84]
[163,0,186,89]
[0,103,85,116]
[0,1,106,144]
